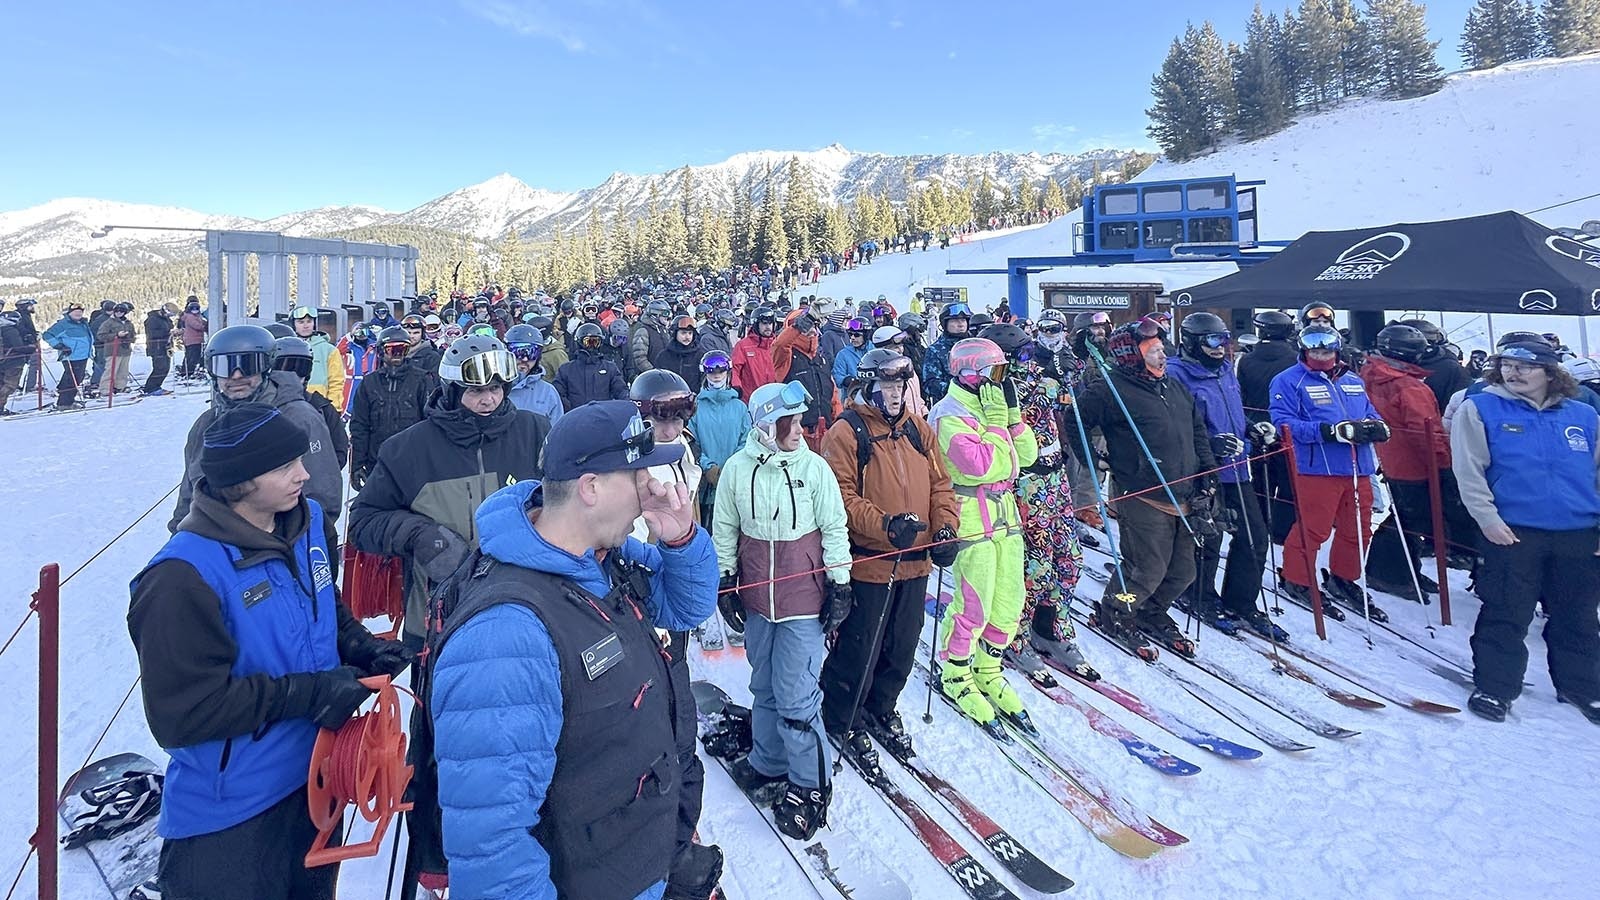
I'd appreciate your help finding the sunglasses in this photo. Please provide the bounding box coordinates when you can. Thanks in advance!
[637,392,697,422]
[208,352,271,378]
[573,415,655,468]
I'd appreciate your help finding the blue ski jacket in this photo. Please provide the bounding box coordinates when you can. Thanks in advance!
[507,370,564,426]
[43,315,93,361]
[1269,361,1381,477]
[832,342,865,388]
[1167,357,1251,483]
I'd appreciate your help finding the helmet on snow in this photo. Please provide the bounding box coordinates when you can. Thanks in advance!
[948,337,1008,390]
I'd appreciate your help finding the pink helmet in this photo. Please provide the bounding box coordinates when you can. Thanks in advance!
[948,337,1008,389]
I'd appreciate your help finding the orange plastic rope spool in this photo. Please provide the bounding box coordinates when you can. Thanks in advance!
[341,544,406,639]
[304,675,414,867]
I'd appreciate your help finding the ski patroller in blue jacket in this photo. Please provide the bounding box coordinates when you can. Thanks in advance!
[429,480,718,900]
[42,315,94,361]
[1167,357,1251,483]
[1268,360,1382,477]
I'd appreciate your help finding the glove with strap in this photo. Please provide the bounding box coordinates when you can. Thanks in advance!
[717,574,746,633]
[1358,419,1391,443]
[884,512,928,551]
[1320,420,1361,444]
[820,581,854,635]
[1248,420,1278,448]
[275,666,376,731]
[929,525,959,569]
[1209,433,1245,459]
[1001,379,1022,426]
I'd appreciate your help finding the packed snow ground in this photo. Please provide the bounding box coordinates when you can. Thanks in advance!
[3,373,1597,900]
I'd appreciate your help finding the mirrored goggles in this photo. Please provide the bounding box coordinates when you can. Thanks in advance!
[873,358,915,382]
[580,335,604,349]
[982,363,1010,384]
[637,392,697,422]
[290,306,317,320]
[700,351,732,373]
[1299,330,1343,351]
[574,415,655,468]
[382,341,410,359]
[208,351,271,378]
[458,348,520,386]
[1037,323,1064,335]
[1198,331,1231,349]
[1304,306,1335,324]
[509,343,542,363]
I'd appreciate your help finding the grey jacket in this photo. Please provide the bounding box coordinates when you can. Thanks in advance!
[168,371,345,533]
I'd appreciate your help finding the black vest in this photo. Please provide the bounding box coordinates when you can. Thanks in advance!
[785,347,833,429]
[433,554,680,899]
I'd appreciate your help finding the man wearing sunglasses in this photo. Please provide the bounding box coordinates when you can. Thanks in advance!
[168,324,343,542]
[290,306,346,404]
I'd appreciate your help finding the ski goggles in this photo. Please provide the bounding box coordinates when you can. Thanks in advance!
[636,392,697,422]
[980,363,1010,384]
[871,357,915,383]
[942,303,971,319]
[456,348,520,386]
[382,341,410,360]
[846,318,870,334]
[1298,330,1343,352]
[275,356,313,380]
[508,343,542,364]
[1303,305,1335,324]
[290,306,318,320]
[1037,322,1065,336]
[580,334,605,349]
[752,381,814,423]
[1196,331,1231,349]
[208,351,272,378]
[573,414,655,468]
[700,350,732,373]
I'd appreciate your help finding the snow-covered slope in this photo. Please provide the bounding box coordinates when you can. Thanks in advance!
[391,173,573,241]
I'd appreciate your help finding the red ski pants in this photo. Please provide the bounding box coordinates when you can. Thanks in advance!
[1281,473,1372,587]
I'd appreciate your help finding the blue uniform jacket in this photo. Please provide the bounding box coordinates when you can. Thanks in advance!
[1269,361,1381,477]
[430,480,718,900]
[1167,357,1251,483]
[507,371,564,425]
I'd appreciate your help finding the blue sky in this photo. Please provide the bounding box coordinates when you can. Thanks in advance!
[4,0,1477,218]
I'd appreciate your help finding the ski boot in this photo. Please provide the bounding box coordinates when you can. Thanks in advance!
[1278,572,1345,620]
[1467,690,1510,723]
[665,842,725,900]
[1138,613,1197,660]
[832,728,885,782]
[728,755,787,805]
[1235,608,1291,643]
[1029,603,1100,681]
[864,710,915,761]
[1325,573,1388,623]
[1556,692,1600,725]
[940,656,1002,735]
[1176,594,1240,637]
[1093,594,1160,661]
[975,640,1037,731]
[1367,571,1435,605]
[773,781,831,841]
[1003,636,1057,688]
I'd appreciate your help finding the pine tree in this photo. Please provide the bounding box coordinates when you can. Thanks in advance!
[1236,4,1292,137]
[822,204,853,256]
[1298,0,1344,107]
[1277,7,1307,110]
[1146,34,1205,160]
[753,164,788,266]
[1192,22,1240,150]
[1541,0,1600,55]
[494,229,528,288]
[1365,0,1447,97]
[1332,0,1379,95]
[730,175,757,268]
[1042,176,1067,212]
[1463,0,1544,67]
[1513,0,1545,55]
[972,172,1000,222]
[784,157,820,262]
[1063,173,1088,209]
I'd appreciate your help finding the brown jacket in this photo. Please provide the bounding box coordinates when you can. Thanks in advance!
[821,399,959,583]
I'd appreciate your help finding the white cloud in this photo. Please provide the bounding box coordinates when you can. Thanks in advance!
[461,0,588,52]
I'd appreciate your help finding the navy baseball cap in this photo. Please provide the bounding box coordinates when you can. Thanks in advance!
[542,400,684,480]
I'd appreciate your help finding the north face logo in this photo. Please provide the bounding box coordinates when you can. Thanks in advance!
[1314,232,1411,282]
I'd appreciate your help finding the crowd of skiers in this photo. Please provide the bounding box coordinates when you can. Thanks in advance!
[103,271,1600,899]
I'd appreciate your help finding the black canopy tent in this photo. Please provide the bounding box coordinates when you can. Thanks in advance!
[1181,210,1600,317]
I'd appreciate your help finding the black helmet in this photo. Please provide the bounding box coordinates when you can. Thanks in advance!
[938,302,971,324]
[1178,312,1230,361]
[271,336,314,380]
[1375,324,1428,363]
[15,298,36,310]
[1496,330,1551,349]
[1298,301,1336,327]
[99,300,116,311]
[559,298,576,316]
[630,369,696,420]
[529,315,554,334]
[574,321,605,349]
[897,312,927,334]
[1071,311,1112,334]
[753,306,778,328]
[978,323,1029,360]
[644,299,673,324]
[1394,318,1445,346]
[968,313,995,331]
[1253,310,1297,341]
[439,334,517,386]
[113,302,133,314]
[713,309,739,329]
[205,324,277,377]
[264,321,295,339]
[377,325,410,346]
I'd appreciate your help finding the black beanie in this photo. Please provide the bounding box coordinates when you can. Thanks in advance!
[201,403,309,488]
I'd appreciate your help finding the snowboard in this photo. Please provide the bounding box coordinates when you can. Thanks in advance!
[58,753,163,898]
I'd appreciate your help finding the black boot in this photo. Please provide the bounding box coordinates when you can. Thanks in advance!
[1094,597,1159,661]
[1467,690,1510,723]
[728,755,786,805]
[773,781,831,841]
[664,842,725,900]
[1137,612,1197,659]
[1325,573,1388,623]
[864,710,914,761]
[833,728,884,782]
[1556,692,1600,725]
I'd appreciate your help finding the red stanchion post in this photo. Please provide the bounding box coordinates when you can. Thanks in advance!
[32,563,60,900]
[1425,419,1453,627]
[1280,426,1328,641]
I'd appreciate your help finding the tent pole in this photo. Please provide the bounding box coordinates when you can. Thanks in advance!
[1486,313,1496,349]
[1582,317,1591,358]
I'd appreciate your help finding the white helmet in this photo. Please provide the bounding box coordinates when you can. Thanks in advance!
[872,325,906,349]
[748,380,812,427]
[1562,356,1600,384]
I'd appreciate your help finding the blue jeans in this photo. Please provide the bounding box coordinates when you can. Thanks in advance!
[744,613,829,789]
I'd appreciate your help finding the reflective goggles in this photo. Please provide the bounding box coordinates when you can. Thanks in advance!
[1298,330,1343,351]
[1132,316,1166,338]
[943,302,971,319]
[871,357,915,382]
[208,351,272,378]
[1037,322,1065,335]
[846,318,870,333]
[580,334,604,349]
[457,348,520,386]
[1085,312,1112,326]
[509,343,542,363]
[1304,306,1335,324]
[573,414,655,468]
[636,392,697,422]
[1197,331,1231,349]
[981,363,1010,384]
[382,341,410,359]
[290,306,317,320]
[700,351,732,373]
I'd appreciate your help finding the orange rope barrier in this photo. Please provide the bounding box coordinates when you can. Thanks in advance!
[305,676,413,867]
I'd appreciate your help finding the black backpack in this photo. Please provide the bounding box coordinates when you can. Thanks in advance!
[837,407,926,492]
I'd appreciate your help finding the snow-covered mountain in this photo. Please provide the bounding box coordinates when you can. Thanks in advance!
[0,145,1141,281]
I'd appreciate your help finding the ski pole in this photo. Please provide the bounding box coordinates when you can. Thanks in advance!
[1232,476,1286,668]
[922,564,944,724]
[842,552,901,737]
[1061,365,1138,621]
[1082,342,1199,542]
[1257,443,1285,615]
[1381,476,1434,615]
[1348,443,1376,648]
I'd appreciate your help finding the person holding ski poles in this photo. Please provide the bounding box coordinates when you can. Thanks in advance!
[978,322,1101,680]
[818,348,959,772]
[1451,341,1600,725]
[712,380,852,842]
[1268,322,1390,620]
[928,337,1040,728]
[1067,317,1218,658]
[1167,312,1288,642]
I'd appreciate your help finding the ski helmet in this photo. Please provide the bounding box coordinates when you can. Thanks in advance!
[1562,356,1600,386]
[846,317,872,339]
[938,302,972,336]
[948,337,1008,390]
[978,323,1029,361]
[1496,330,1552,349]
[1071,311,1112,334]
[631,369,697,421]
[263,321,295,339]
[376,325,411,361]
[439,334,517,387]
[700,349,732,375]
[205,324,277,380]
[1035,310,1068,351]
[271,336,314,380]
[856,348,914,414]
[748,380,812,428]
[1252,310,1297,341]
[897,312,927,335]
[752,306,778,332]
[1178,312,1231,362]
[968,313,994,331]
[574,322,605,350]
[504,323,544,368]
[1374,324,1429,364]
[1298,301,1336,328]
[606,319,631,347]
[644,299,673,325]
[871,325,906,349]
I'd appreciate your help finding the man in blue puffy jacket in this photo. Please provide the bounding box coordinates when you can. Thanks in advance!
[42,302,94,409]
[430,400,721,900]
[128,404,409,899]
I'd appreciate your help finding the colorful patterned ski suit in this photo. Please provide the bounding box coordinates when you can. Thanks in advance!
[1013,357,1084,637]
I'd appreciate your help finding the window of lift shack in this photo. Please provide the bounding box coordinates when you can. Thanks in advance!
[1099,188,1138,216]
[1099,221,1139,250]
[1187,217,1234,244]
[1143,219,1184,248]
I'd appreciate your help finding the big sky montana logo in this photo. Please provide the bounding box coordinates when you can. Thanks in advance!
[1314,232,1411,282]
[1546,235,1600,270]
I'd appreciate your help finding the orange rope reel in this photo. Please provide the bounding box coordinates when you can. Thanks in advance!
[304,675,413,867]
[341,544,406,639]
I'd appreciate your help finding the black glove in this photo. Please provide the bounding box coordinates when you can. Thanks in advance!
[279,666,375,731]
[884,512,928,551]
[414,525,469,583]
[929,525,959,568]
[1249,420,1278,448]
[339,628,415,679]
[1209,433,1245,459]
[1001,378,1018,410]
[350,469,367,492]
[1319,421,1361,444]
[717,574,746,633]
[1358,419,1391,443]
[1197,473,1220,496]
[820,581,853,635]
